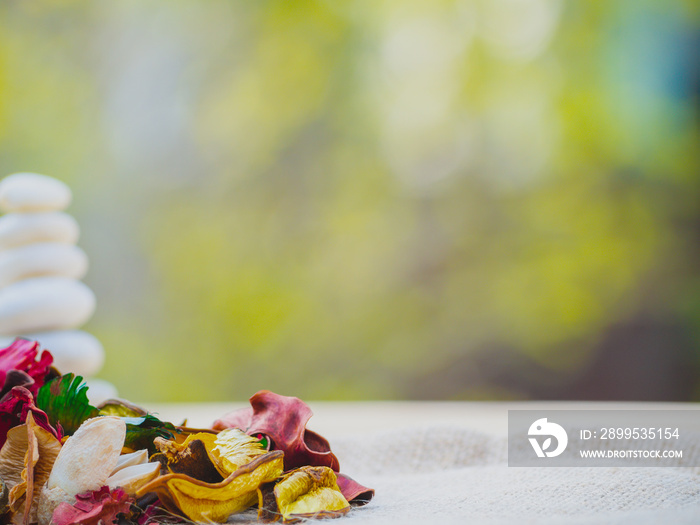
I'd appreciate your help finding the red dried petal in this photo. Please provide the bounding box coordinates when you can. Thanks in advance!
[213,390,375,506]
[212,407,252,432]
[213,390,339,471]
[52,486,131,525]
[0,369,35,399]
[0,386,62,447]
[336,473,375,506]
[0,340,53,396]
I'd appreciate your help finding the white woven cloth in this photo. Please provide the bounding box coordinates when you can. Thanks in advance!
[327,426,700,525]
[149,402,700,524]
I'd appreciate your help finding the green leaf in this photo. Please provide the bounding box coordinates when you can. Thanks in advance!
[121,415,177,455]
[36,373,99,436]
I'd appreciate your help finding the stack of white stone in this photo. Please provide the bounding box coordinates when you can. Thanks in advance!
[0,173,116,402]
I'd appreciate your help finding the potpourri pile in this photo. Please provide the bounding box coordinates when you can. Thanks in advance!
[0,340,374,524]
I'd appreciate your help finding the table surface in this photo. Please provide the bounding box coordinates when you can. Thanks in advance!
[143,400,700,438]
[131,400,700,524]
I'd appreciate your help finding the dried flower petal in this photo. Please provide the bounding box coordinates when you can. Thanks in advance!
[37,416,126,525]
[106,462,161,496]
[213,390,339,471]
[211,406,251,431]
[258,466,349,523]
[112,449,149,474]
[335,474,374,507]
[46,416,125,497]
[211,428,268,476]
[0,426,25,494]
[136,450,284,523]
[36,374,98,436]
[122,416,177,455]
[153,434,223,483]
[51,486,131,525]
[0,477,8,517]
[0,412,61,524]
[171,426,217,445]
[97,399,148,418]
[0,340,52,397]
[0,386,60,452]
[212,391,373,505]
[0,370,36,401]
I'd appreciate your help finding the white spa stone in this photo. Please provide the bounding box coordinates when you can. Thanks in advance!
[0,277,95,335]
[0,173,72,213]
[0,212,79,250]
[0,243,88,288]
[35,330,104,377]
[0,330,105,377]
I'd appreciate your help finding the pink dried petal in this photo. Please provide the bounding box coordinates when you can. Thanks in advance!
[52,486,131,525]
[0,386,61,447]
[0,369,35,399]
[213,390,339,471]
[0,340,53,396]
[336,473,374,506]
[211,406,252,431]
[213,390,375,506]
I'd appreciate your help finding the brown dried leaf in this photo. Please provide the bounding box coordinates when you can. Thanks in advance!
[154,433,223,483]
[0,477,8,517]
[0,412,61,524]
[0,425,27,491]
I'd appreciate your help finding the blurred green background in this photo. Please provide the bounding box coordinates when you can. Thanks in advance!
[0,0,698,402]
